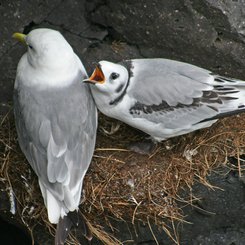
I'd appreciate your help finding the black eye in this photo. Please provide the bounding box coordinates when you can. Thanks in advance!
[28,45,33,50]
[110,72,119,80]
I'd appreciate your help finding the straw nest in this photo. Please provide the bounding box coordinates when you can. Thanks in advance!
[0,107,244,244]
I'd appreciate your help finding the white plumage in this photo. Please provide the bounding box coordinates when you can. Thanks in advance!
[85,58,245,148]
[13,28,97,244]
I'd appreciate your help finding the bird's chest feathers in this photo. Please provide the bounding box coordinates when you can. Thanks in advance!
[16,56,79,90]
[99,94,135,120]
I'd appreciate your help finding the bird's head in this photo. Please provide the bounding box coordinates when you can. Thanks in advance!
[84,61,129,105]
[13,28,75,70]
[13,28,83,89]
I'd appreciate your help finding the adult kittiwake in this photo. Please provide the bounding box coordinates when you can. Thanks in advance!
[13,28,97,244]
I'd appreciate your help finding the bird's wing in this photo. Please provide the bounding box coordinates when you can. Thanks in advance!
[14,79,97,213]
[127,58,214,105]
[125,59,239,127]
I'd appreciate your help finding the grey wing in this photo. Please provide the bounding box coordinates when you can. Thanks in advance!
[14,90,47,175]
[128,58,214,106]
[14,82,97,210]
[127,59,238,127]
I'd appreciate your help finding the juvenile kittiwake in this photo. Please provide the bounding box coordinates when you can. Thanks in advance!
[84,58,245,154]
[13,28,97,244]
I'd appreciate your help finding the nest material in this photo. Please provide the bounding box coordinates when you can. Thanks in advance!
[0,108,245,245]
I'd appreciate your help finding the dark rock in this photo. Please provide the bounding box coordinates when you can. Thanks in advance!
[46,0,89,34]
[206,0,245,36]
[84,41,141,74]
[81,27,108,41]
[1,0,245,244]
[0,215,33,245]
[193,228,245,245]
[0,0,62,104]
[0,44,24,104]
[0,181,34,244]
[180,166,245,244]
[0,0,62,57]
[86,0,245,77]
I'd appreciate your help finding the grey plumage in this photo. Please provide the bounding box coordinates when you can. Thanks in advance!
[85,58,245,142]
[126,60,244,129]
[14,74,96,209]
[13,28,97,244]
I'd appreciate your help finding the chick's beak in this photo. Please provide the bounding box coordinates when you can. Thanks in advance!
[12,33,27,45]
[83,65,105,84]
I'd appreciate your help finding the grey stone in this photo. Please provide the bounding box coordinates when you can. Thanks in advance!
[180,166,245,245]
[193,229,245,245]
[0,0,62,57]
[206,0,245,36]
[84,41,141,74]
[0,0,62,104]
[0,44,25,104]
[46,0,89,35]
[1,0,245,244]
[87,0,245,77]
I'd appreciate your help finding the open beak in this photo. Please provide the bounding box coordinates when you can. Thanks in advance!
[83,65,105,84]
[12,33,27,45]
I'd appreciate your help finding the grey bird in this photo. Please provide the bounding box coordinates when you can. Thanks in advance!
[84,58,245,154]
[13,28,97,244]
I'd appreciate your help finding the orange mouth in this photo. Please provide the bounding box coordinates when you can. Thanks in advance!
[88,65,105,84]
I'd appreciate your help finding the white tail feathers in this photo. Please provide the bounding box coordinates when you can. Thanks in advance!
[46,190,61,224]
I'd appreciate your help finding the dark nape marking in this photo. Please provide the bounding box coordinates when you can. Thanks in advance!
[109,60,134,106]
[115,83,124,93]
[119,60,134,78]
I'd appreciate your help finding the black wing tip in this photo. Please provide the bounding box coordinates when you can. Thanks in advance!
[197,107,245,124]
[54,211,92,245]
[55,215,72,245]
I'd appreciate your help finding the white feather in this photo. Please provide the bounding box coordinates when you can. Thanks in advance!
[15,29,83,90]
[46,189,61,224]
[89,58,245,141]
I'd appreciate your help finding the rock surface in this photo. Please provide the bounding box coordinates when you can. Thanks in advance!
[87,0,245,76]
[0,0,245,244]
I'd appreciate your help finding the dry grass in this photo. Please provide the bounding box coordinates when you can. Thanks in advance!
[0,108,244,244]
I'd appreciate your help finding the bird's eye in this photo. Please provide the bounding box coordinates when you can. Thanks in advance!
[28,45,33,50]
[110,72,119,80]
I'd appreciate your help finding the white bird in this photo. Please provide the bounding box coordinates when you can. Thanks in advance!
[13,28,97,244]
[84,58,245,154]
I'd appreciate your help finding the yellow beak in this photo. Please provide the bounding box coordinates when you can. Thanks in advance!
[12,33,27,44]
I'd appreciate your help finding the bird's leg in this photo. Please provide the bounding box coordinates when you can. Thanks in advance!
[101,121,122,135]
[127,138,157,155]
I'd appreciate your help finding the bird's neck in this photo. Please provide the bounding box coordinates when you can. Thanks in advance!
[16,54,83,90]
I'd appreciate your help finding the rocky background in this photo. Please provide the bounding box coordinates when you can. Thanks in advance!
[0,0,245,244]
